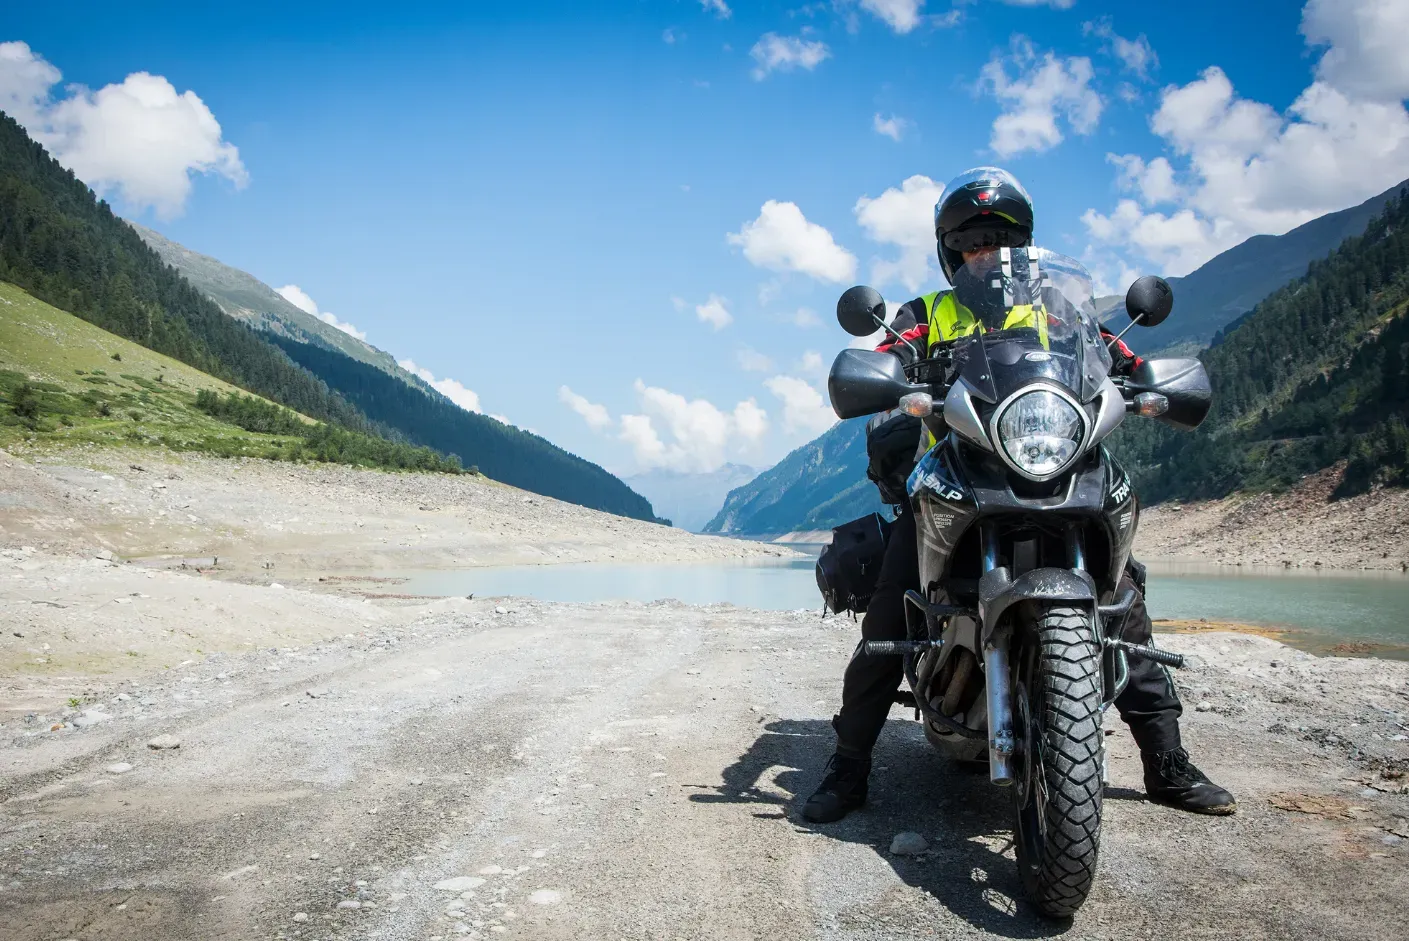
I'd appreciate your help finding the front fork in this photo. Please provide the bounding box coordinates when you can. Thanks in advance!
[981,524,1017,786]
[981,526,1090,787]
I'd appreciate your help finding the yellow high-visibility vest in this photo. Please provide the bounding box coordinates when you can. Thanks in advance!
[920,290,1047,349]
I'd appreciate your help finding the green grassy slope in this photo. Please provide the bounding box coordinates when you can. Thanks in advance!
[0,280,457,473]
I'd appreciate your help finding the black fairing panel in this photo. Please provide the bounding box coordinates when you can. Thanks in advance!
[912,437,1129,604]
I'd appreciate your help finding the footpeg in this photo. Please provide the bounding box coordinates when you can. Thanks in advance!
[861,640,937,656]
[1111,639,1184,668]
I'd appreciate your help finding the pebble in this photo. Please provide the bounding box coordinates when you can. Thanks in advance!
[494,606,508,615]
[147,734,181,750]
[307,687,330,699]
[434,877,486,892]
[528,889,562,905]
[309,852,321,860]
[105,762,133,774]
[292,913,309,923]
[478,865,503,875]
[72,710,113,728]
[1195,701,1213,712]
[889,831,930,855]
[336,899,361,910]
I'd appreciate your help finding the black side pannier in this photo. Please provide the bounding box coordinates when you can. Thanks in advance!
[815,512,892,615]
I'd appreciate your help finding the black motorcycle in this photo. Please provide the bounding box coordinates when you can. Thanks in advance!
[828,246,1211,917]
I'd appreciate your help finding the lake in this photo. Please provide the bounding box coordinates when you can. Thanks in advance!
[393,554,1409,658]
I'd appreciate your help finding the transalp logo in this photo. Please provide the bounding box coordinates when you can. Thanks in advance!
[1110,476,1131,504]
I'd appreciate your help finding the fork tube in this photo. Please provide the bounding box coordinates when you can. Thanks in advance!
[979,523,1015,786]
[1067,527,1086,571]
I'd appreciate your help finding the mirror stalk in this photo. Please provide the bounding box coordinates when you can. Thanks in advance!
[1105,313,1143,353]
[874,313,921,360]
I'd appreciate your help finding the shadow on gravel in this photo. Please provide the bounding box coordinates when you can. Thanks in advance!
[690,717,1069,939]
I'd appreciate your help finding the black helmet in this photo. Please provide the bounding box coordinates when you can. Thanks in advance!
[934,167,1034,283]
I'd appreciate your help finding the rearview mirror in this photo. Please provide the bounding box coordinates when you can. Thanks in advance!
[1125,275,1173,328]
[827,349,922,420]
[837,285,887,337]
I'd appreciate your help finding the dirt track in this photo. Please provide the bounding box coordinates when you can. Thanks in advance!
[2,447,1408,939]
[3,596,1407,941]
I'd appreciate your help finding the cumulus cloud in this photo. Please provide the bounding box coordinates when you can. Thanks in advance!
[736,347,774,372]
[700,0,732,19]
[621,380,770,472]
[860,0,926,34]
[750,33,831,80]
[854,174,945,293]
[0,42,246,219]
[727,200,858,283]
[695,294,734,330]
[1108,153,1179,205]
[397,358,482,413]
[979,36,1102,158]
[275,285,367,341]
[1302,0,1409,102]
[764,376,836,436]
[873,112,911,141]
[1083,1,1409,276]
[1083,19,1158,79]
[558,386,612,431]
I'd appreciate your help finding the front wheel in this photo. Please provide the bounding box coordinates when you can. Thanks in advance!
[1011,604,1104,918]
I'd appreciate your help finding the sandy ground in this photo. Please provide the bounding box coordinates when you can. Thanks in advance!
[2,447,1408,939]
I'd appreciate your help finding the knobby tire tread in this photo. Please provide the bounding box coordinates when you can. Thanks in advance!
[1019,605,1104,919]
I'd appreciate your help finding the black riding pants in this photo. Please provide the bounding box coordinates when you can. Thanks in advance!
[831,509,1182,758]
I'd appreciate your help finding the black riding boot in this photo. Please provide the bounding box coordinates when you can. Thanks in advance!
[1142,747,1237,815]
[802,752,872,823]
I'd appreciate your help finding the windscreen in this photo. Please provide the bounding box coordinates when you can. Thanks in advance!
[945,247,1112,402]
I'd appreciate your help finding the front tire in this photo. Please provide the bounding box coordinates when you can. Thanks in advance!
[1012,604,1104,918]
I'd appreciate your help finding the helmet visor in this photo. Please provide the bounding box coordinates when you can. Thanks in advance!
[943,222,1030,252]
[942,166,1032,203]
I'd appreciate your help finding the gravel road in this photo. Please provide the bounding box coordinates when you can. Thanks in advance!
[4,596,1407,941]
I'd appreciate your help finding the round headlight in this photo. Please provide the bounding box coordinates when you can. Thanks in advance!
[996,389,1085,479]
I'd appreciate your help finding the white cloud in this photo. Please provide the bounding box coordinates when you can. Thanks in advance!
[798,350,825,374]
[727,200,858,283]
[1302,0,1409,102]
[695,294,734,330]
[736,347,774,372]
[1083,19,1157,79]
[1108,153,1179,205]
[873,112,911,141]
[860,0,925,34]
[558,385,612,431]
[662,28,678,45]
[275,284,367,341]
[0,42,246,219]
[397,358,482,413]
[765,376,837,436]
[1083,0,1409,278]
[621,380,769,472]
[701,0,732,19]
[790,307,822,328]
[750,33,831,80]
[980,36,1103,158]
[854,174,945,293]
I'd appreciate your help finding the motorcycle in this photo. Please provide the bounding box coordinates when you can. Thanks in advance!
[827,246,1211,918]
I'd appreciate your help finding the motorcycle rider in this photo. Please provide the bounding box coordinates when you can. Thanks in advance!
[803,167,1237,824]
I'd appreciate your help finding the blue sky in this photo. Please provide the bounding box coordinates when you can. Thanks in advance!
[4,0,1407,477]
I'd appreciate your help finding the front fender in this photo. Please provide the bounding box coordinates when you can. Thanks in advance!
[978,566,1097,644]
